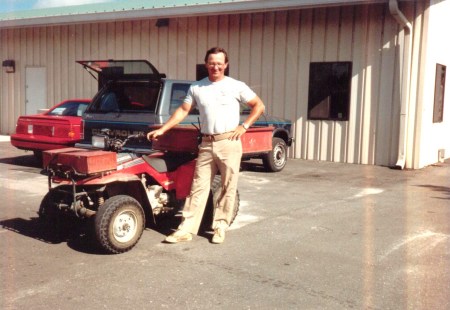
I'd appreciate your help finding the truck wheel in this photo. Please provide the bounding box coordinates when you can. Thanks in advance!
[200,175,240,232]
[95,195,145,254]
[262,137,287,172]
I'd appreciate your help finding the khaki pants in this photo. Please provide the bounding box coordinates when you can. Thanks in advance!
[178,138,242,235]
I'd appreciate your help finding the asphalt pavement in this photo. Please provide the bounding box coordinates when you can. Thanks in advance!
[0,136,449,310]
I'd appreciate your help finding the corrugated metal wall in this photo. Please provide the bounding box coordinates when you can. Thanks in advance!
[0,3,423,166]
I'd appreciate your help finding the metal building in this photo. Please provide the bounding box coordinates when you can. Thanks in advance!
[0,0,449,169]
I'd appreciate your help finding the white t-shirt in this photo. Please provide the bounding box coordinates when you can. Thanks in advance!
[184,76,256,135]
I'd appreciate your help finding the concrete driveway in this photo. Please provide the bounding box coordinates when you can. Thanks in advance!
[1,137,449,309]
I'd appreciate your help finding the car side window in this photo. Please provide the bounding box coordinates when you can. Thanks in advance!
[99,92,120,112]
[49,102,86,116]
[77,103,88,116]
[169,83,199,115]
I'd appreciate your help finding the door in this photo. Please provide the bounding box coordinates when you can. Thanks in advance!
[25,67,47,115]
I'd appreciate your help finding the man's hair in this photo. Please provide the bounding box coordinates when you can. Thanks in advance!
[204,47,229,64]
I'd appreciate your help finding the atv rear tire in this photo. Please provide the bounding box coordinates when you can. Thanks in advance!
[38,189,79,241]
[95,195,145,254]
[38,189,72,222]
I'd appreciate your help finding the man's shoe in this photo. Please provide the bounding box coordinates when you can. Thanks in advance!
[164,230,192,243]
[212,228,226,244]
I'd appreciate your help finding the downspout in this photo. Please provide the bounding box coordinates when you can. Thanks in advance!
[389,0,413,169]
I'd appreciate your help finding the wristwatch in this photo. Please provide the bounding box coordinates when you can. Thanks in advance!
[242,123,249,130]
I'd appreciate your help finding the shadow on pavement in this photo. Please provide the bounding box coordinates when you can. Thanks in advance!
[0,217,104,255]
[240,161,267,172]
[0,215,193,254]
[416,184,450,200]
[0,154,47,175]
[0,154,43,168]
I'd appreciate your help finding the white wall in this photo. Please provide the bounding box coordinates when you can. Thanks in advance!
[416,0,450,167]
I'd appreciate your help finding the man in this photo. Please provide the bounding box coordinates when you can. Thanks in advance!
[147,47,265,244]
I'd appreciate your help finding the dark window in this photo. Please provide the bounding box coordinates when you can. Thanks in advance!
[92,81,160,113]
[433,64,446,123]
[308,62,352,121]
[196,64,229,81]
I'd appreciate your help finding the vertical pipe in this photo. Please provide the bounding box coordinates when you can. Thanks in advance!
[389,0,413,169]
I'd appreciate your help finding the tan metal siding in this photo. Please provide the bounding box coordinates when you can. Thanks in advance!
[285,10,301,160]
[260,12,275,116]
[1,3,425,167]
[376,7,399,167]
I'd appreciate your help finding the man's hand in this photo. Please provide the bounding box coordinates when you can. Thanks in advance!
[147,102,191,141]
[147,129,164,141]
[230,125,247,140]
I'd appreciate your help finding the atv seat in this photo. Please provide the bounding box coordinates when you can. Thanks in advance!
[142,152,196,173]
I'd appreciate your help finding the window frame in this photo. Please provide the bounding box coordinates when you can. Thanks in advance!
[433,63,446,123]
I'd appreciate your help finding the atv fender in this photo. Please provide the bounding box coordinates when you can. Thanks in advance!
[79,172,141,185]
[102,178,155,225]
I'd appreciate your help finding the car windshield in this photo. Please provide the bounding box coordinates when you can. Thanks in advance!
[90,81,160,113]
[48,101,89,116]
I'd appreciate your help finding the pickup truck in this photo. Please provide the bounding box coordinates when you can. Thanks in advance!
[77,60,293,172]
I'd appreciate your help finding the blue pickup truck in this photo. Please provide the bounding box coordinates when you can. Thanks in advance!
[77,60,293,172]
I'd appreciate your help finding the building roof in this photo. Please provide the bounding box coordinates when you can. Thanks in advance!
[0,0,387,28]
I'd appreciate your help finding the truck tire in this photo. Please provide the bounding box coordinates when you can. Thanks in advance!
[95,195,145,254]
[200,175,240,232]
[262,137,287,172]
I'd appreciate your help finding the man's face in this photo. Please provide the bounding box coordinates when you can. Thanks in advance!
[206,52,228,82]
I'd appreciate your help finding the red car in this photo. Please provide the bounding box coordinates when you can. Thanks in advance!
[11,99,90,159]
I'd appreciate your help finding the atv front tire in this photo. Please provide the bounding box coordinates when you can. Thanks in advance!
[95,195,145,254]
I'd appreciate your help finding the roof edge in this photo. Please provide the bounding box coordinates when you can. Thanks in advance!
[0,0,388,29]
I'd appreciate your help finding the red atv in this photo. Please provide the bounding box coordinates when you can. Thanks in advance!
[39,126,273,254]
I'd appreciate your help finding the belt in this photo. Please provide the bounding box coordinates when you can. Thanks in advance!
[202,131,233,142]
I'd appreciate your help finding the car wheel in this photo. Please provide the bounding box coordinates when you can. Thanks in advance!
[95,195,145,254]
[199,175,240,232]
[262,137,287,172]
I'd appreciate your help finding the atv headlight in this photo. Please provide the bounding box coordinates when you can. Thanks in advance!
[92,135,106,149]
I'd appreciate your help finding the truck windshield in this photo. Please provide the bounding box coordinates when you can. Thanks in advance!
[90,81,160,113]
